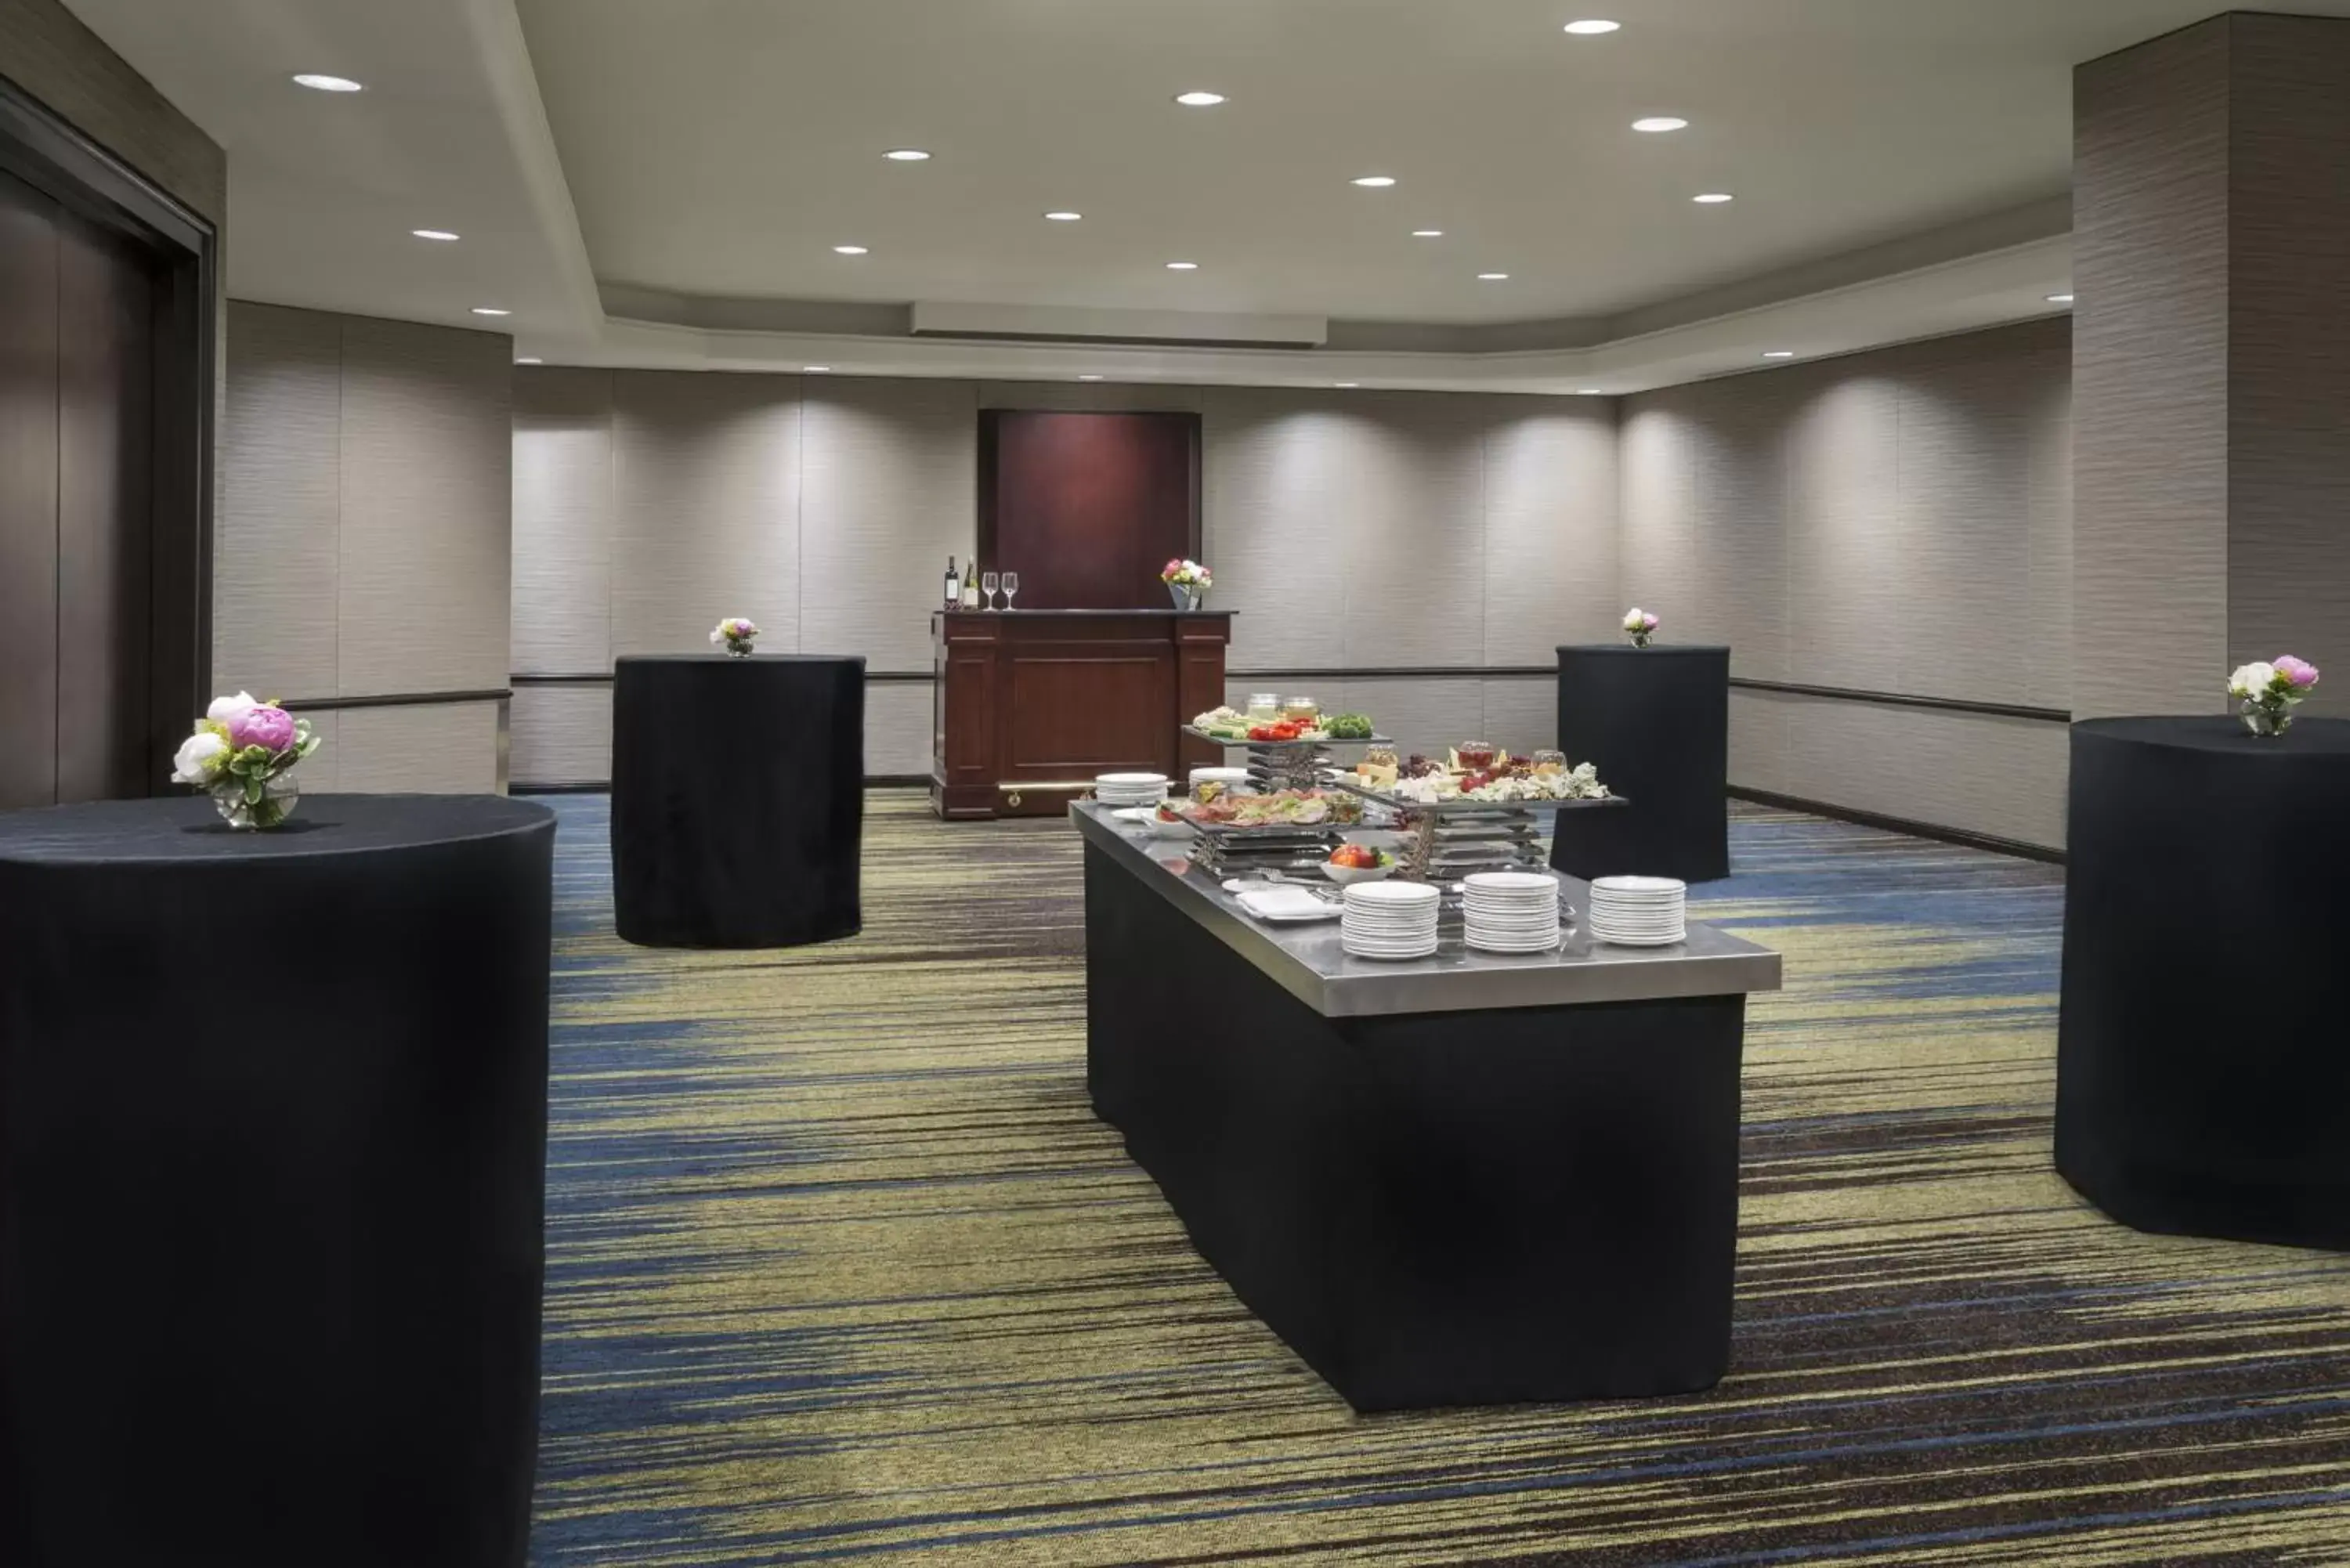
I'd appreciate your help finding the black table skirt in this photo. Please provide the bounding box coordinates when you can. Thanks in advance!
[610,654,865,948]
[0,794,555,1566]
[2056,716,2350,1250]
[1085,845,1745,1411]
[1549,645,1730,883]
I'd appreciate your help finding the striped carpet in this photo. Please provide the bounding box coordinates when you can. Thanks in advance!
[527,791,2350,1566]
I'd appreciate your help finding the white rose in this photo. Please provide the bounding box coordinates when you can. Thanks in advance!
[1623,608,1646,630]
[171,730,228,783]
[2232,662,2276,698]
[206,690,258,725]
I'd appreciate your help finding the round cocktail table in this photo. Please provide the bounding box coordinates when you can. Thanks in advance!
[2056,715,2350,1250]
[609,654,865,947]
[0,793,555,1566]
[1549,644,1731,883]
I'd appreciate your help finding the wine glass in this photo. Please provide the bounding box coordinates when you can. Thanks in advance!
[981,570,1000,610]
[1001,571,1019,609]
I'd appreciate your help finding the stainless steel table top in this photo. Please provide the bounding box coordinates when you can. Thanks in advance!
[1073,802,1782,1019]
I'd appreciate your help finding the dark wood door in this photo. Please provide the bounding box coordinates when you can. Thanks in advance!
[978,410,1200,609]
[0,167,164,808]
[56,208,156,802]
[0,168,60,811]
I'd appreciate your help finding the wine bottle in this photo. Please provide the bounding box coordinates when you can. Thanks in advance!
[944,555,960,609]
[962,571,981,609]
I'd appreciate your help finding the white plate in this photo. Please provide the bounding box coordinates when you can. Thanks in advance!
[1346,882,1441,906]
[1593,875,1687,894]
[1462,872,1557,893]
[1097,771,1169,786]
[1344,941,1440,960]
[1591,927,1685,947]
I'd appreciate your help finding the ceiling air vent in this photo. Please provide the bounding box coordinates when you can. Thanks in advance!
[910,302,1327,349]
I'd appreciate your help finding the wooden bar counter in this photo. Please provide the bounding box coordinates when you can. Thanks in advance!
[930,609,1233,819]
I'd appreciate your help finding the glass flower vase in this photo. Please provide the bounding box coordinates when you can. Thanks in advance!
[2242,699,2293,738]
[212,769,300,829]
[1628,630,1654,649]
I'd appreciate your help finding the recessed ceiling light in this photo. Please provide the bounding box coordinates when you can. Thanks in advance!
[833,244,870,255]
[515,357,543,365]
[1334,382,1359,388]
[1078,374,1104,381]
[804,366,833,374]
[1761,350,1796,359]
[471,307,511,316]
[1692,193,1734,204]
[883,148,931,161]
[411,229,461,241]
[1564,19,1622,34]
[2048,292,2075,303]
[292,73,363,92]
[1166,260,1199,270]
[1174,91,1226,107]
[1632,117,1690,133]
[1477,272,1510,280]
[1352,175,1397,188]
[1043,211,1083,222]
[1412,229,1444,237]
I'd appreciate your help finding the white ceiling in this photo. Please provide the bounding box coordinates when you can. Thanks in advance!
[59,0,2350,390]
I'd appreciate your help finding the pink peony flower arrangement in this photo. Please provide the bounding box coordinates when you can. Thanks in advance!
[172,691,321,828]
[2228,656,2320,736]
[1162,558,1212,609]
[1622,608,1661,649]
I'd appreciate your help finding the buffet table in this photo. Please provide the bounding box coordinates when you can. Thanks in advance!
[1549,645,1730,883]
[931,609,1232,818]
[0,795,555,1566]
[2056,716,2350,1250]
[611,653,865,947]
[1076,801,1781,1410]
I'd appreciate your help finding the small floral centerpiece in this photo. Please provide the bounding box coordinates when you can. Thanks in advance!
[172,692,320,829]
[1622,607,1660,649]
[2228,654,2320,736]
[1162,558,1213,610]
[710,616,760,657]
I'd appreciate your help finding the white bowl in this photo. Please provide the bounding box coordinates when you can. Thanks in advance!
[1323,858,1397,887]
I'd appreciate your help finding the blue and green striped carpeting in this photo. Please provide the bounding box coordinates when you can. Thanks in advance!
[529,791,2350,1565]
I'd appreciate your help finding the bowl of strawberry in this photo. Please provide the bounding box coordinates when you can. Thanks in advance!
[1325,842,1397,885]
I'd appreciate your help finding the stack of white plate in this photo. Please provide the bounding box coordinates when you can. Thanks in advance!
[1589,876,1687,946]
[1462,871,1563,953]
[1094,771,1170,808]
[1342,880,1441,960]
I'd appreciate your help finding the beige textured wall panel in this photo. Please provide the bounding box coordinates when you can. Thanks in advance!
[1482,405,1619,664]
[338,317,513,695]
[510,684,612,788]
[1684,377,1791,680]
[1617,404,1695,641]
[219,303,341,699]
[1332,398,1488,668]
[2224,16,2350,719]
[799,378,974,669]
[609,370,801,656]
[1737,691,2068,850]
[1202,391,1351,669]
[512,368,614,677]
[289,710,339,793]
[1326,676,1484,761]
[1785,370,1904,692]
[1478,677,1558,756]
[336,702,503,793]
[865,681,932,776]
[2073,18,2232,717]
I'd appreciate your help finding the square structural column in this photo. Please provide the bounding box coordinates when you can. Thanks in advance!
[2073,13,2350,720]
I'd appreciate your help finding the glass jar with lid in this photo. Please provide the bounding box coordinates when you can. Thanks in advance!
[1281,695,1319,724]
[1246,692,1282,722]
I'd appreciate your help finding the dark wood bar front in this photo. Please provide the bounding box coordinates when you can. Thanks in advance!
[931,610,1233,819]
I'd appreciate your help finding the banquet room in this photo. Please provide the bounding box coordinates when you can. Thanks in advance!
[6,0,2350,1563]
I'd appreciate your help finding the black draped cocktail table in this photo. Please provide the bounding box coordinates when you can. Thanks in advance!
[1549,645,1730,883]
[2057,716,2350,1250]
[610,654,865,947]
[0,794,555,1566]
